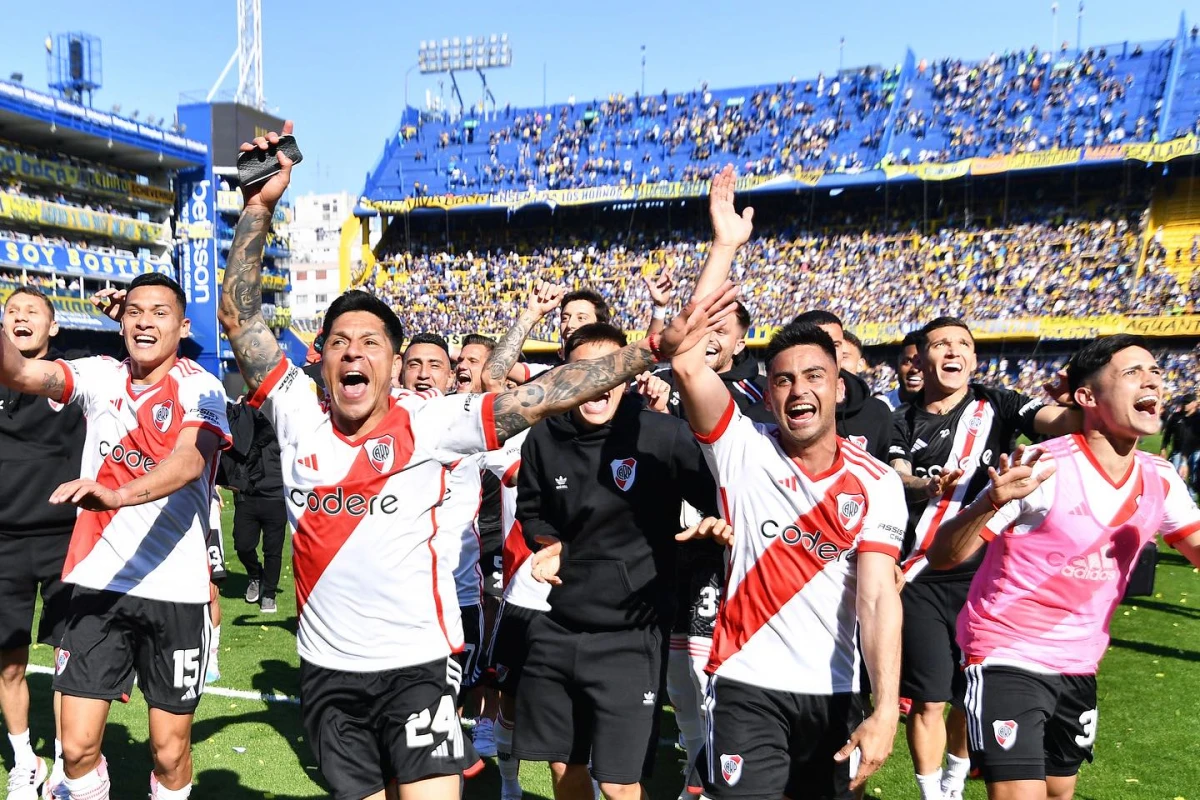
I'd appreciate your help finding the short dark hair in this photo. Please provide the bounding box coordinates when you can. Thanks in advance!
[918,316,973,350]
[128,273,187,314]
[561,288,610,324]
[405,332,451,360]
[843,330,863,352]
[791,309,843,329]
[462,333,496,352]
[1066,333,1152,393]
[563,322,627,359]
[4,286,54,320]
[900,330,923,350]
[321,290,405,352]
[733,301,752,331]
[763,321,838,371]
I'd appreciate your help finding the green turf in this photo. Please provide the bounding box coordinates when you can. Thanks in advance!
[4,463,1198,799]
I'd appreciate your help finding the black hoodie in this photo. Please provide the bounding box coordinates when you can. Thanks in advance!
[0,349,86,537]
[517,396,718,632]
[837,369,893,462]
[657,350,773,425]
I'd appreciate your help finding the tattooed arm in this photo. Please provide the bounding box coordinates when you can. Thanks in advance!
[0,328,69,401]
[489,282,741,443]
[217,122,295,394]
[482,280,563,391]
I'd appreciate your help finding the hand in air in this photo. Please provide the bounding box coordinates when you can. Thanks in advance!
[239,120,296,212]
[659,281,740,361]
[526,279,565,319]
[709,165,754,248]
[90,288,127,321]
[634,371,672,413]
[643,266,675,307]
[985,444,1055,508]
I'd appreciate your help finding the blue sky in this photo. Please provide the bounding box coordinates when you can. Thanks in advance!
[3,0,1196,197]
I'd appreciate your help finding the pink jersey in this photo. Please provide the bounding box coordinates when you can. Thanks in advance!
[57,356,230,603]
[960,434,1200,674]
[699,398,907,694]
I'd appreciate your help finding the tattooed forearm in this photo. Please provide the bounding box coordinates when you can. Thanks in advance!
[491,340,655,442]
[218,206,283,393]
[484,310,536,388]
[41,368,65,399]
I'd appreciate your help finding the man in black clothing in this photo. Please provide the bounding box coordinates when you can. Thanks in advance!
[794,310,894,462]
[0,287,84,797]
[1161,393,1199,484]
[225,399,287,614]
[513,323,718,800]
[879,331,924,411]
[887,316,1079,800]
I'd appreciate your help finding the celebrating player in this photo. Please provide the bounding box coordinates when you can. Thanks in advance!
[672,318,906,799]
[927,334,1200,800]
[219,122,740,800]
[0,273,230,800]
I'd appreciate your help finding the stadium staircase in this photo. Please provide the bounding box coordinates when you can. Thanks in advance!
[1148,177,1200,282]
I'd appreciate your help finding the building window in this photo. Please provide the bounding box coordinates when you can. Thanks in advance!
[294,270,306,281]
[295,295,308,305]
[316,270,328,280]
[315,294,329,304]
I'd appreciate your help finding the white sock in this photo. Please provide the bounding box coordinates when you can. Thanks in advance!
[155,782,192,799]
[8,729,34,764]
[942,753,970,792]
[666,643,706,780]
[209,625,221,671]
[916,770,945,800]
[55,738,64,760]
[495,712,519,785]
[65,765,110,800]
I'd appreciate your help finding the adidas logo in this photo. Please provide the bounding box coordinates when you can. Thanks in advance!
[912,438,929,453]
[181,685,197,702]
[642,690,656,706]
[1062,551,1119,582]
[555,476,569,490]
[299,454,320,470]
[1068,502,1089,516]
[778,476,799,492]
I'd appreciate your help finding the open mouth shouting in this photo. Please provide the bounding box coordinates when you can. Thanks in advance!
[785,401,817,427]
[455,368,473,390]
[11,324,34,343]
[1133,393,1159,418]
[340,369,370,401]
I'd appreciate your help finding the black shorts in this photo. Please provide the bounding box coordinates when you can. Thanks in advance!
[513,616,668,784]
[964,664,1097,783]
[456,603,485,689]
[700,676,866,800]
[672,541,724,639]
[54,587,211,714]
[900,576,970,704]
[482,546,504,599]
[485,601,542,693]
[299,657,481,799]
[205,519,226,582]
[0,532,72,650]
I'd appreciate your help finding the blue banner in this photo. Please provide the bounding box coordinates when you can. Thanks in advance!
[177,168,220,374]
[0,236,172,281]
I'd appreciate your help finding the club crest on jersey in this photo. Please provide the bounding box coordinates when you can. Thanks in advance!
[611,458,637,492]
[848,434,868,450]
[993,719,1018,750]
[836,492,866,531]
[56,649,70,676]
[151,400,174,433]
[967,414,984,433]
[720,754,743,786]
[366,435,395,474]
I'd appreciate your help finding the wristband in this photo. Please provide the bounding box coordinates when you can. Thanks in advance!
[647,333,664,362]
[652,306,667,321]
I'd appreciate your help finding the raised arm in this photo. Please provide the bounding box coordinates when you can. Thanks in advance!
[217,122,294,394]
[0,331,68,400]
[490,282,740,444]
[669,308,735,437]
[481,280,563,391]
[692,164,754,302]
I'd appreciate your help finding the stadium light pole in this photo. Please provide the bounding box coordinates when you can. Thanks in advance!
[641,44,646,96]
[1051,2,1059,51]
[404,63,418,111]
[1077,1,1084,54]
[417,35,512,117]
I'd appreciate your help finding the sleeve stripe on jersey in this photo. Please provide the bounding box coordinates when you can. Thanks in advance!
[180,420,234,450]
[482,392,499,451]
[858,541,901,560]
[1164,520,1200,546]
[247,358,291,409]
[501,460,521,488]
[842,446,887,480]
[693,396,736,444]
[53,359,76,404]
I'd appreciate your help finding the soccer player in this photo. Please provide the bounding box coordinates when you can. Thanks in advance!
[402,332,456,394]
[671,319,906,799]
[842,330,867,375]
[880,331,923,411]
[0,273,231,800]
[793,310,894,462]
[219,121,738,800]
[889,316,1079,800]
[927,334,1200,800]
[557,288,609,360]
[513,322,719,800]
[0,287,85,799]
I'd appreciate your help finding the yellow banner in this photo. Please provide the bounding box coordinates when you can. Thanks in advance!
[130,183,176,206]
[969,155,1010,176]
[1124,136,1200,164]
[1008,148,1081,171]
[0,145,173,208]
[0,194,164,245]
[914,160,973,181]
[793,169,825,186]
[1123,315,1200,337]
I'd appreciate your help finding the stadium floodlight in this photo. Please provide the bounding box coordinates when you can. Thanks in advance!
[418,34,511,74]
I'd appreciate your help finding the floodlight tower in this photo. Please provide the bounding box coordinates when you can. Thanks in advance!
[418,35,512,119]
[207,0,265,109]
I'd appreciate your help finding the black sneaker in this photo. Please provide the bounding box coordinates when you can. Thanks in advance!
[245,579,261,604]
[260,596,278,614]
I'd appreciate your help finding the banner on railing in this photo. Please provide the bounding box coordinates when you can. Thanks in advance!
[0,145,174,208]
[0,235,171,280]
[0,194,166,244]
